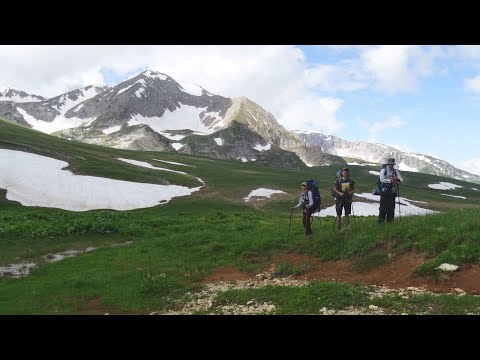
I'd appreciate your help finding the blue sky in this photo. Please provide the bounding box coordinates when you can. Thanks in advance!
[0,45,479,175]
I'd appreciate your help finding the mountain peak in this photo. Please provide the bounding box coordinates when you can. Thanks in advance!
[141,70,169,80]
[0,87,46,102]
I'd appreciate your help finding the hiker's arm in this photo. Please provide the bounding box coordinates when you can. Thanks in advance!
[292,196,302,209]
[333,182,344,196]
[394,170,403,183]
[379,169,391,184]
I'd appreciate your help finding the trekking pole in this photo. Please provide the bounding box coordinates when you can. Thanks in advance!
[397,183,401,217]
[287,206,293,240]
[304,208,307,238]
[351,199,355,225]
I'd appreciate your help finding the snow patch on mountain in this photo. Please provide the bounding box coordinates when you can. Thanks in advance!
[253,143,271,152]
[128,105,217,134]
[179,82,203,96]
[102,126,122,134]
[117,84,135,95]
[56,87,100,115]
[0,87,44,102]
[158,132,185,141]
[214,138,223,146]
[17,108,96,134]
[143,70,167,80]
[135,87,145,98]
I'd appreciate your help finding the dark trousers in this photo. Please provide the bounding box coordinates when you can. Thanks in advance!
[303,207,314,235]
[379,194,396,223]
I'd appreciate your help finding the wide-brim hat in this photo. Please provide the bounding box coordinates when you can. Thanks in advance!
[301,182,307,186]
[386,158,395,165]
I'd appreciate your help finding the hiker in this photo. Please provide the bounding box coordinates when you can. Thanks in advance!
[291,181,314,236]
[332,167,355,229]
[378,158,403,224]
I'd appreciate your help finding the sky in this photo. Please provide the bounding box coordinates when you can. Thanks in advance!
[1,45,479,175]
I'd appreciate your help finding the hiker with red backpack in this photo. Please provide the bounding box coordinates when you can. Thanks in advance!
[332,167,355,229]
[378,158,403,224]
[291,181,315,236]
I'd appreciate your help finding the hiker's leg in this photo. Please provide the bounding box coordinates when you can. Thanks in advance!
[336,200,342,228]
[378,195,387,223]
[344,201,351,227]
[306,208,314,235]
[386,196,395,223]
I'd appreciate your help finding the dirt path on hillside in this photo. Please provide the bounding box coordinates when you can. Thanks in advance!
[202,252,480,295]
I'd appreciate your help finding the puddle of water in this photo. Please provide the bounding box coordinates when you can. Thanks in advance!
[0,241,133,278]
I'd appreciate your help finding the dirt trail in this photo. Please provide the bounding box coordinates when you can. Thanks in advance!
[203,251,480,295]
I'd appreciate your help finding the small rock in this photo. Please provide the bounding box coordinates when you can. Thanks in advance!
[247,300,254,305]
[436,263,459,272]
[369,305,379,310]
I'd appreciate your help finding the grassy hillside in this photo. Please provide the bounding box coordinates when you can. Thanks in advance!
[1,119,480,315]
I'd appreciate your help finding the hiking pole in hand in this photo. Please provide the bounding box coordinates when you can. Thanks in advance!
[397,182,401,217]
[351,199,355,226]
[287,205,294,240]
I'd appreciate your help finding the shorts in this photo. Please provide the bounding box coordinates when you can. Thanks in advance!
[336,198,351,216]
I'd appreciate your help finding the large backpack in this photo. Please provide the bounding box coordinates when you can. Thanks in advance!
[330,169,343,198]
[372,164,398,195]
[306,179,321,212]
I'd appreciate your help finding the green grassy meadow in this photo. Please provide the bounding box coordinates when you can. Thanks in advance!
[1,119,480,314]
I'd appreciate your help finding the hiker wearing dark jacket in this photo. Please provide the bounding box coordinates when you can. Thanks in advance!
[378,158,404,224]
[291,181,314,236]
[333,167,355,229]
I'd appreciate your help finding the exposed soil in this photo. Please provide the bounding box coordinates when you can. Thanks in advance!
[74,297,139,315]
[201,266,257,284]
[203,251,480,295]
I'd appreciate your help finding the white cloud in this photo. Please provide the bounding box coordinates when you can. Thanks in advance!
[304,61,368,92]
[0,45,457,136]
[461,157,480,176]
[278,95,344,133]
[367,116,408,142]
[464,75,480,94]
[455,45,480,59]
[306,46,445,97]
[360,45,438,95]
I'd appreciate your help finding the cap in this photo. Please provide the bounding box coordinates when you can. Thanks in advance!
[342,167,349,172]
[386,158,395,165]
[301,181,307,186]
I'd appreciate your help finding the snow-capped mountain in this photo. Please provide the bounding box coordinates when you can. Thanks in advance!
[0,70,346,169]
[0,87,45,103]
[64,70,231,134]
[294,131,480,182]
[0,85,109,133]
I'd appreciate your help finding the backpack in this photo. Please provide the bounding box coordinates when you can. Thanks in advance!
[306,179,321,212]
[372,164,398,195]
[330,169,343,198]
